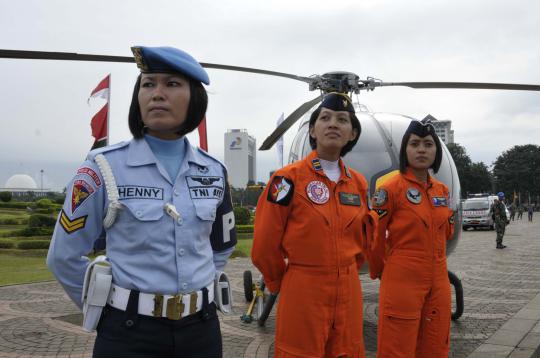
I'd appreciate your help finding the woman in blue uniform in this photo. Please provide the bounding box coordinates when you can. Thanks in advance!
[47,46,237,358]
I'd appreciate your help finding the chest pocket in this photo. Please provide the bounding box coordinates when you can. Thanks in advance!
[122,201,164,222]
[194,202,217,222]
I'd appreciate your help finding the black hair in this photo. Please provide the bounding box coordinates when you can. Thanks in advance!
[399,131,442,174]
[128,74,208,138]
[308,107,362,157]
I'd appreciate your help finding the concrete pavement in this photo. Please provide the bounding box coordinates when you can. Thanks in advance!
[1,218,540,357]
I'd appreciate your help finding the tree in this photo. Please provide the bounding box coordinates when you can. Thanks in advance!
[446,143,492,198]
[493,144,540,203]
[0,191,12,202]
[233,206,251,225]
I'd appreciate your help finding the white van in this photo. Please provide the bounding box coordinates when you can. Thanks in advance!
[462,196,497,230]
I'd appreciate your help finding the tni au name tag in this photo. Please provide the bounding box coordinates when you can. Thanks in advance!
[432,197,448,207]
[118,185,164,200]
[339,192,361,206]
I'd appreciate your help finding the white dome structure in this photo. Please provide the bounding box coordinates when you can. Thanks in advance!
[5,174,38,189]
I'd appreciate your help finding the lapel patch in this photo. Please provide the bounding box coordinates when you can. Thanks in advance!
[267,176,294,206]
[432,196,448,207]
[71,180,94,214]
[312,158,322,171]
[372,189,388,207]
[60,209,87,234]
[374,209,388,218]
[306,180,329,205]
[339,192,361,206]
[406,188,422,204]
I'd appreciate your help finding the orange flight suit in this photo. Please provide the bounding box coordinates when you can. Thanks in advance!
[366,168,454,358]
[252,150,371,358]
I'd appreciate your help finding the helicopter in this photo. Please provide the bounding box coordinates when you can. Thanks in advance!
[2,48,540,322]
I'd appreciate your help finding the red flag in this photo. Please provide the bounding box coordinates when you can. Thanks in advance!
[89,75,110,149]
[198,116,208,152]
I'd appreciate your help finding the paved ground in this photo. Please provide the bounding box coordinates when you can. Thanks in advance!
[1,218,540,357]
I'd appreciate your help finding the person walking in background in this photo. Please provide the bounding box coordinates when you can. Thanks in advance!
[518,204,524,220]
[492,192,508,249]
[509,202,516,221]
[528,204,534,221]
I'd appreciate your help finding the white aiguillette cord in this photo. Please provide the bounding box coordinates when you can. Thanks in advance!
[94,154,123,229]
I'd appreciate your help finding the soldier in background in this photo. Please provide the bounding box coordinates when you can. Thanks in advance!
[492,192,508,249]
[509,202,516,221]
[528,204,534,222]
[517,204,524,220]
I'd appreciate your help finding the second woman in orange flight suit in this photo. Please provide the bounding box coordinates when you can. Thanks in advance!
[366,120,455,358]
[252,93,373,357]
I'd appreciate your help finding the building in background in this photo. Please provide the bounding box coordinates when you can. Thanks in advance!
[423,114,454,144]
[0,174,49,198]
[224,129,257,188]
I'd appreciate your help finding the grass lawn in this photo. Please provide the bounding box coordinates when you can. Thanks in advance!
[233,237,253,258]
[0,252,53,286]
[0,225,21,234]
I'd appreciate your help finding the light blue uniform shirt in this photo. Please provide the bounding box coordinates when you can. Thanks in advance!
[47,137,237,308]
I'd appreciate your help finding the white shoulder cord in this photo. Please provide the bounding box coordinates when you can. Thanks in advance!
[94,154,122,229]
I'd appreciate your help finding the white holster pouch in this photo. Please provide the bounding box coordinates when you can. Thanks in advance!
[82,255,112,332]
[214,271,233,314]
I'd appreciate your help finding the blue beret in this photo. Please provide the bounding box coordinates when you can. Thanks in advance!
[131,46,210,85]
[319,92,355,113]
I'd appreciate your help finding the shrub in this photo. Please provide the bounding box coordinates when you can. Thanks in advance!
[0,218,19,225]
[0,202,33,209]
[5,227,54,237]
[233,206,251,225]
[34,208,54,214]
[17,240,51,250]
[0,240,15,249]
[0,192,12,202]
[35,198,54,208]
[29,214,57,228]
[236,225,254,233]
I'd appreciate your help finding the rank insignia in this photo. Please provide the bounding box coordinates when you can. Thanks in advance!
[71,180,94,213]
[59,210,87,234]
[306,181,329,205]
[339,192,361,206]
[432,197,448,207]
[267,176,294,206]
[406,188,422,204]
[372,189,388,207]
[312,158,322,171]
[375,209,388,218]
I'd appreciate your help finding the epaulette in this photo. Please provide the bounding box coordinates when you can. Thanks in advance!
[193,147,227,169]
[86,141,129,161]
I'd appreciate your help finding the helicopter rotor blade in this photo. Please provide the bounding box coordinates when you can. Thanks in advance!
[259,95,322,151]
[0,49,313,84]
[376,81,540,91]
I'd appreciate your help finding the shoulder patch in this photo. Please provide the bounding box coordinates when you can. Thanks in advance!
[76,167,102,187]
[372,188,388,207]
[267,176,294,206]
[59,209,87,234]
[71,180,95,213]
[449,215,455,225]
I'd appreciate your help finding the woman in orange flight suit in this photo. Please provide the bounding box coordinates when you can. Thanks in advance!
[252,93,373,358]
[366,120,455,358]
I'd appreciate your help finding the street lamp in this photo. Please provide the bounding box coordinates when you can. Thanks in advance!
[40,169,44,196]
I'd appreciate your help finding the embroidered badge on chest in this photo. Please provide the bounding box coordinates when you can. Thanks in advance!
[406,187,422,204]
[71,180,94,213]
[306,181,329,204]
[432,196,448,207]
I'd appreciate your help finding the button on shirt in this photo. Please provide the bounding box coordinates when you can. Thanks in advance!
[47,137,237,308]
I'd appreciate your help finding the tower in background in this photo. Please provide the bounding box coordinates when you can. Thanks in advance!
[423,114,454,144]
[224,129,257,188]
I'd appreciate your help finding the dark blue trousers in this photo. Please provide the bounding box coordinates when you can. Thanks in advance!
[93,303,222,358]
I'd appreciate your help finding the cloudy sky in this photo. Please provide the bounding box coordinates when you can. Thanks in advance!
[1,0,539,190]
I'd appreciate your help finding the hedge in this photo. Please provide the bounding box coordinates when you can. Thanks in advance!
[17,240,51,250]
[0,202,33,209]
[0,240,15,249]
[29,214,57,228]
[3,227,54,237]
[236,225,254,233]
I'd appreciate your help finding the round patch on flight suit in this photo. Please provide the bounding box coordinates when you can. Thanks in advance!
[372,188,388,207]
[406,187,422,204]
[306,181,329,205]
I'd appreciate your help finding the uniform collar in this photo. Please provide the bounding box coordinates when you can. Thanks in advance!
[403,166,433,188]
[127,136,209,168]
[305,150,351,181]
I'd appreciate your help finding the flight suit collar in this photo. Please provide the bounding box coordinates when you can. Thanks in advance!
[305,150,351,182]
[402,167,433,189]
